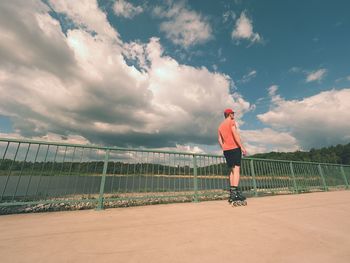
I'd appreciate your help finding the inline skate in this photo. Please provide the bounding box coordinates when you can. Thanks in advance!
[228,188,247,207]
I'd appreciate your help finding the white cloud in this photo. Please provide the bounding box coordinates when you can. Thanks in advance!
[242,128,300,154]
[145,38,253,138]
[161,144,205,154]
[258,88,350,150]
[153,1,212,48]
[232,11,262,45]
[0,0,252,149]
[49,0,120,41]
[0,131,90,145]
[240,70,257,83]
[267,85,283,104]
[113,0,143,19]
[306,68,327,82]
[35,133,91,145]
[218,48,226,63]
[335,75,350,83]
[290,67,327,83]
[267,85,278,96]
[122,40,149,71]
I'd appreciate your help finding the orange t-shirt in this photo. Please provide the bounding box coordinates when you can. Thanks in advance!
[218,118,239,151]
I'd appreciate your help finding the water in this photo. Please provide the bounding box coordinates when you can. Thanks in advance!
[0,175,231,200]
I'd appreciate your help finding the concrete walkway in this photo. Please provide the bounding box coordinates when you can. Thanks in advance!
[1,191,350,263]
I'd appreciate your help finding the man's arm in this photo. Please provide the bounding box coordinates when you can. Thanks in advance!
[231,125,247,155]
[218,131,223,150]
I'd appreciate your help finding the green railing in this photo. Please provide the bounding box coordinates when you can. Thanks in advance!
[0,138,349,213]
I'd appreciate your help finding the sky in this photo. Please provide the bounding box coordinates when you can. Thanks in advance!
[0,0,350,155]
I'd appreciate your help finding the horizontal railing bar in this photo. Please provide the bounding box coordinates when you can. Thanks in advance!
[244,157,350,167]
[0,137,215,157]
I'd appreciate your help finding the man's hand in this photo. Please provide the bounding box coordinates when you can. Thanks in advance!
[241,147,247,156]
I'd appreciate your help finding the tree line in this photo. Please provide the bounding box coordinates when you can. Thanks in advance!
[251,143,350,165]
[0,160,199,176]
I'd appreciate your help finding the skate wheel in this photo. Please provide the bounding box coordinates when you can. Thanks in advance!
[231,200,247,207]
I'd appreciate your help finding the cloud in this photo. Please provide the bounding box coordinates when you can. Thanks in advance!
[49,0,120,41]
[232,11,262,45]
[267,85,283,104]
[336,75,350,83]
[0,1,78,80]
[306,68,327,83]
[113,0,143,19]
[290,67,327,83]
[240,70,257,83]
[242,128,300,154]
[153,1,212,48]
[0,131,90,146]
[267,85,278,96]
[0,0,252,150]
[222,10,236,23]
[160,144,205,154]
[257,88,350,150]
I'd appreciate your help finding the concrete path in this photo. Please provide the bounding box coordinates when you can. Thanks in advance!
[1,191,350,263]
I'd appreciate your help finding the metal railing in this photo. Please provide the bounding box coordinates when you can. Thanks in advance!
[0,138,349,212]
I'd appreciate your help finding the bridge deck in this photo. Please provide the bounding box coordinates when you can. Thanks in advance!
[1,191,350,263]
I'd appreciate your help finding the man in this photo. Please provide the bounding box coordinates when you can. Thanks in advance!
[218,108,247,204]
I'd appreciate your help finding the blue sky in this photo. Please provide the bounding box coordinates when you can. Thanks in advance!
[0,0,350,154]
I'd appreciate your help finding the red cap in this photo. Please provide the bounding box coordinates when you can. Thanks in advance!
[224,108,234,115]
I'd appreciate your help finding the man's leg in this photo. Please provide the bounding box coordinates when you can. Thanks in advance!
[229,165,246,202]
[228,166,239,202]
[229,166,240,187]
[233,165,246,201]
[228,149,246,204]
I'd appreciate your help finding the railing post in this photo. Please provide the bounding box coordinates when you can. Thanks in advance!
[250,159,258,197]
[193,155,199,203]
[318,164,328,191]
[340,166,349,189]
[289,162,298,193]
[96,149,110,210]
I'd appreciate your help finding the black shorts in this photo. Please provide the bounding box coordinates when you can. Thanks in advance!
[223,148,242,168]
